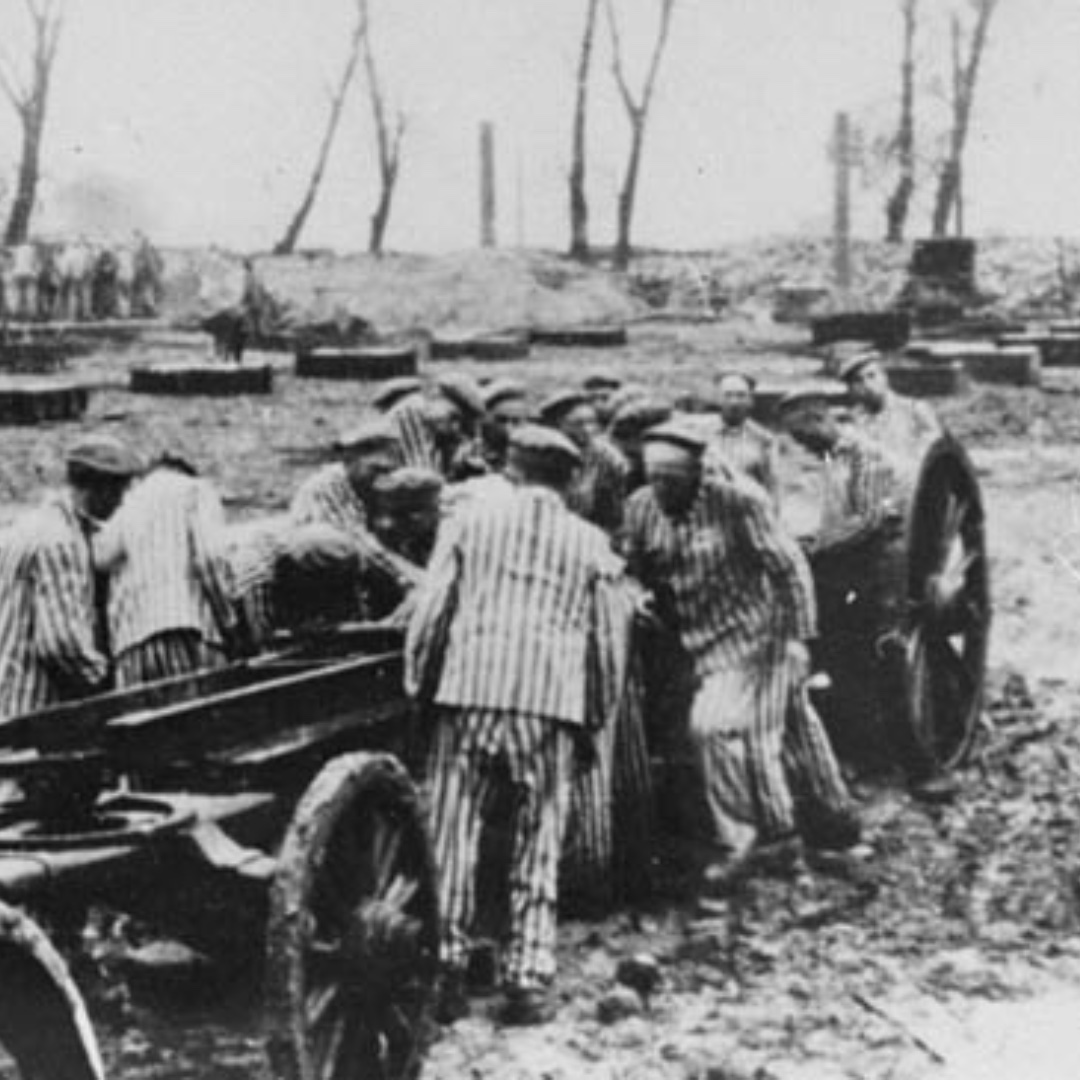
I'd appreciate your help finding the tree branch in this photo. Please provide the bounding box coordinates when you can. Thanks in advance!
[639,0,676,113]
[604,0,638,118]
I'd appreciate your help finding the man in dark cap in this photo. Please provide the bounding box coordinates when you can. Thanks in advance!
[582,371,623,423]
[840,351,942,483]
[290,419,424,608]
[623,420,858,891]
[371,376,424,414]
[407,423,624,1027]
[227,519,364,653]
[477,379,531,470]
[608,397,673,494]
[0,435,140,719]
[540,389,628,535]
[388,372,486,477]
[704,372,780,506]
[370,465,445,600]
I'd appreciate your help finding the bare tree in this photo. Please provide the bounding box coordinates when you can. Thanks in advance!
[568,0,600,261]
[885,0,918,242]
[273,6,366,256]
[605,0,677,271]
[0,0,65,245]
[358,0,405,256]
[931,0,1001,237]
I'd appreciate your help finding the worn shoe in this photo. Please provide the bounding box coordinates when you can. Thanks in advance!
[800,805,863,852]
[434,969,470,1025]
[492,985,556,1027]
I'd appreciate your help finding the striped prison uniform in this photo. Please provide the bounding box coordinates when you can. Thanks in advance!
[567,437,630,535]
[852,392,942,487]
[406,484,623,989]
[95,468,234,688]
[0,494,109,721]
[388,396,441,473]
[704,419,780,508]
[224,516,290,653]
[624,477,850,844]
[561,575,654,909]
[289,463,423,605]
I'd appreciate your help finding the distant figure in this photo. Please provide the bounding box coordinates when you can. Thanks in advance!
[36,243,60,321]
[704,372,780,507]
[131,232,164,317]
[57,239,95,322]
[91,246,120,320]
[11,241,38,320]
[202,307,248,363]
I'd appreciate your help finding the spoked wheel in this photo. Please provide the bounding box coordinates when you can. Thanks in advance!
[0,902,104,1080]
[900,436,991,772]
[265,753,439,1080]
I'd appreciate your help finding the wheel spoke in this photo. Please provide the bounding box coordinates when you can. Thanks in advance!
[316,1012,347,1080]
[372,817,406,895]
[307,982,342,1031]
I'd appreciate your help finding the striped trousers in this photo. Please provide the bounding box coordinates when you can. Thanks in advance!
[690,642,851,847]
[114,630,226,689]
[562,666,654,909]
[427,708,573,991]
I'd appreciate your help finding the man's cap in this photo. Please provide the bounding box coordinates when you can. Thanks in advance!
[582,371,623,393]
[435,373,485,418]
[278,523,361,578]
[641,420,709,456]
[717,370,758,392]
[371,377,422,411]
[604,383,649,417]
[509,423,583,467]
[838,349,883,382]
[66,434,142,478]
[776,388,838,419]
[538,389,591,425]
[374,466,444,511]
[482,378,528,410]
[610,398,673,440]
[335,417,401,452]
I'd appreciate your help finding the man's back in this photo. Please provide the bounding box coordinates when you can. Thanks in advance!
[413,484,619,725]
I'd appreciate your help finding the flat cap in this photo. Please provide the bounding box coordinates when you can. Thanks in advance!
[641,420,709,456]
[435,373,485,418]
[838,349,883,382]
[610,398,673,439]
[336,417,401,452]
[604,383,649,417]
[717,370,758,392]
[371,377,422,411]
[374,466,444,510]
[776,388,837,417]
[66,434,142,477]
[509,423,583,466]
[538,389,591,425]
[278,523,360,576]
[482,378,528,410]
[582,371,623,393]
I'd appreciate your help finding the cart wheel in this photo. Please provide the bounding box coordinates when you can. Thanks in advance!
[0,902,104,1080]
[899,435,991,772]
[265,752,438,1080]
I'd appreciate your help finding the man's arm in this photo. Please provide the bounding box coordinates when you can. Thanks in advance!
[33,533,109,694]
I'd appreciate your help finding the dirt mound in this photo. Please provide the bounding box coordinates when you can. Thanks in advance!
[161,248,640,334]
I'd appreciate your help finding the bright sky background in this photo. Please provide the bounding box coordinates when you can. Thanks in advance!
[1,0,1079,252]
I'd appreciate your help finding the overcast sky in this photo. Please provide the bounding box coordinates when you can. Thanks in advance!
[1,0,1079,252]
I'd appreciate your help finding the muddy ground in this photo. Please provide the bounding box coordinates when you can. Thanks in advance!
[5,311,1080,1078]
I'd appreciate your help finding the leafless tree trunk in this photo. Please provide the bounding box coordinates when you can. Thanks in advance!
[0,0,65,245]
[568,0,600,261]
[605,0,677,271]
[359,0,405,256]
[885,0,918,242]
[931,0,1000,238]
[273,7,366,256]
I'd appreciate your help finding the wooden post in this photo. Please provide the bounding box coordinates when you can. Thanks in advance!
[479,121,496,248]
[833,111,852,299]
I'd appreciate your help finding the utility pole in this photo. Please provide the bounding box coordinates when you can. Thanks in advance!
[479,121,496,248]
[833,111,853,299]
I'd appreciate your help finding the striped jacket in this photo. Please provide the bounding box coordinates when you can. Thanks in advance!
[0,493,109,720]
[94,468,236,654]
[388,396,441,472]
[224,516,290,652]
[819,431,903,547]
[623,476,816,677]
[568,437,630,535]
[704,419,779,504]
[289,463,423,592]
[405,484,625,727]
